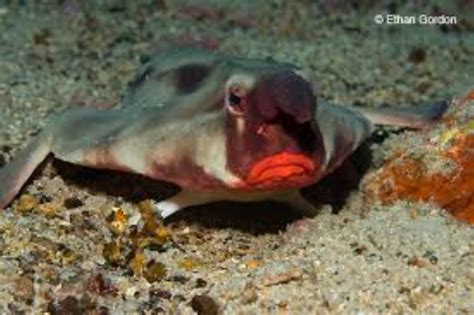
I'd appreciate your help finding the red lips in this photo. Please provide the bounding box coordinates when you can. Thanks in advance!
[243,152,317,189]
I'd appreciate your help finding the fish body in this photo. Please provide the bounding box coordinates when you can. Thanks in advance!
[0,48,448,217]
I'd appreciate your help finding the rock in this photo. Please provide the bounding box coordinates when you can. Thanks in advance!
[12,275,34,302]
[191,294,219,315]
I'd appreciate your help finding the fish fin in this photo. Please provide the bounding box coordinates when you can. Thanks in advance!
[0,132,52,209]
[154,190,225,219]
[355,100,449,129]
[154,189,318,219]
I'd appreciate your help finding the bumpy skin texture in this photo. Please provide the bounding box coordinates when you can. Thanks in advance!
[0,48,448,217]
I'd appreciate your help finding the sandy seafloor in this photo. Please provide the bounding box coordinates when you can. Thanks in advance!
[0,1,473,314]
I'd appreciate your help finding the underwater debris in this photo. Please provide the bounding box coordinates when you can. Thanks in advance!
[86,273,117,297]
[260,268,303,287]
[101,201,171,281]
[17,194,39,213]
[178,257,204,271]
[143,260,167,283]
[108,207,128,235]
[364,90,474,224]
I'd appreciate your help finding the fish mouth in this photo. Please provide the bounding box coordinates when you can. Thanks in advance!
[244,152,317,189]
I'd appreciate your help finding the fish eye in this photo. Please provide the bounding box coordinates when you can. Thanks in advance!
[226,84,246,115]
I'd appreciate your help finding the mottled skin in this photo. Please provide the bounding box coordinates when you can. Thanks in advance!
[0,48,448,218]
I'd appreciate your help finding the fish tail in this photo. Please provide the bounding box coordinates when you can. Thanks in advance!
[355,100,449,129]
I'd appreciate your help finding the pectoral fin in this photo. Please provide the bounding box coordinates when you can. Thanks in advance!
[0,132,52,209]
[0,108,132,210]
[154,189,317,219]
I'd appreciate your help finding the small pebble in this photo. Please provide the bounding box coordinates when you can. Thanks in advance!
[17,194,39,212]
[246,259,261,269]
[47,296,83,315]
[143,260,167,283]
[129,251,146,276]
[103,241,128,267]
[63,197,84,209]
[168,274,189,284]
[195,278,207,288]
[149,288,172,301]
[407,256,428,268]
[109,208,128,235]
[241,285,258,304]
[179,257,202,271]
[38,193,53,204]
[37,202,61,216]
[13,275,34,302]
[86,273,117,296]
[190,294,219,315]
[260,269,303,287]
[423,250,439,265]
[408,47,426,63]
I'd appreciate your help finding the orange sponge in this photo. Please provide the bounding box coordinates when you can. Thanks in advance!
[364,90,474,224]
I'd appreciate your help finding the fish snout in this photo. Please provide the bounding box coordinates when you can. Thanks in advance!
[256,70,316,124]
